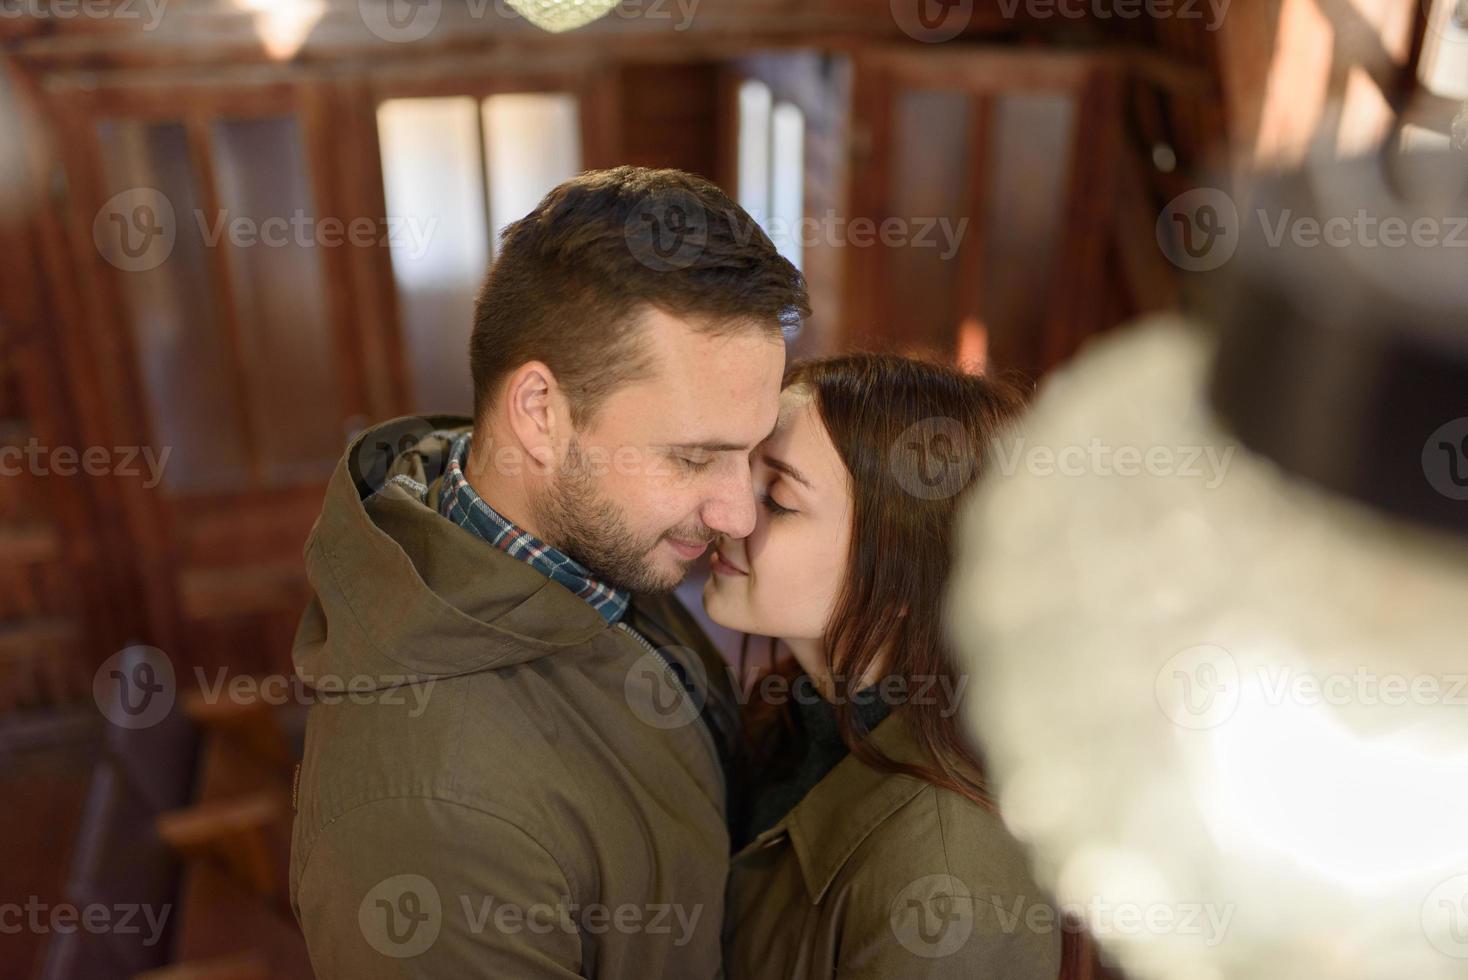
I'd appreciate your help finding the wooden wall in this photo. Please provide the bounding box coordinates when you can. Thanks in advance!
[0,0,1436,700]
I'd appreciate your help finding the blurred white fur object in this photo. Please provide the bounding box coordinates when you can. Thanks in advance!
[948,317,1468,980]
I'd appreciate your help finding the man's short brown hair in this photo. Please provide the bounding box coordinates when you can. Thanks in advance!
[469,166,810,427]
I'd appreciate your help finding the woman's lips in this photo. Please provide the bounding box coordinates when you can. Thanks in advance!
[668,538,710,560]
[709,549,748,577]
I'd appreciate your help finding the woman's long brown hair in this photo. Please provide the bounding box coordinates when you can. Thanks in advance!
[744,353,1024,804]
[741,353,1099,980]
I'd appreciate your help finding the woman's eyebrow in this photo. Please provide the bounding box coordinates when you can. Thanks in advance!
[763,455,813,489]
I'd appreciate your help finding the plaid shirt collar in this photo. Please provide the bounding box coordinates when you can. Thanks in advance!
[436,432,630,626]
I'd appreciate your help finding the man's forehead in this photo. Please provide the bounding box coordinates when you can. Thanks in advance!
[599,347,782,447]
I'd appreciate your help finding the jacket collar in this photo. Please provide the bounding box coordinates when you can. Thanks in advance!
[302,417,613,682]
[436,431,631,625]
[740,712,932,904]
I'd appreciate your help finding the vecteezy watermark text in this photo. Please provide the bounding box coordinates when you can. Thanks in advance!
[0,0,169,30]
[0,898,171,947]
[357,874,704,959]
[0,439,170,488]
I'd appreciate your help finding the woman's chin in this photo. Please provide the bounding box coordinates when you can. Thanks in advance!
[700,578,744,633]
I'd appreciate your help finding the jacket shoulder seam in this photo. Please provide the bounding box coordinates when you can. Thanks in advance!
[298,792,580,902]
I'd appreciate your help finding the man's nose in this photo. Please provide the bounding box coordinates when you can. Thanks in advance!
[701,461,758,540]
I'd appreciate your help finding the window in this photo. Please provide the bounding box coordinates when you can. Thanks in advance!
[376,93,581,412]
[95,115,343,492]
[1402,0,1468,150]
[737,79,805,273]
[1419,0,1468,100]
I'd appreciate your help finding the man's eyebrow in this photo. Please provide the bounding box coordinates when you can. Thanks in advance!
[668,441,753,453]
[763,455,813,490]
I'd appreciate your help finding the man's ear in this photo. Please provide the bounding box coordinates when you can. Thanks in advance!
[503,361,566,475]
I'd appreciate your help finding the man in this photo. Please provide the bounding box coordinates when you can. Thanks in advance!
[290,167,808,977]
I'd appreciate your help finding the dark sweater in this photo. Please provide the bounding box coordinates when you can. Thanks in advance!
[741,674,894,846]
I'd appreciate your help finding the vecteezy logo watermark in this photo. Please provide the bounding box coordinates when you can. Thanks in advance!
[891,417,976,501]
[0,898,171,946]
[767,212,969,260]
[990,895,1235,946]
[359,0,441,41]
[93,647,436,729]
[0,439,171,488]
[624,188,710,272]
[1159,187,1468,271]
[1423,873,1468,958]
[740,671,971,718]
[357,876,704,957]
[360,874,443,958]
[891,0,974,42]
[890,874,975,959]
[891,421,1237,501]
[995,0,1230,30]
[624,645,708,731]
[195,669,437,717]
[1255,209,1468,250]
[1423,417,1468,501]
[990,436,1235,488]
[0,0,169,31]
[194,209,437,259]
[94,188,177,273]
[348,416,439,496]
[1157,644,1468,730]
[1155,644,1240,730]
[1156,187,1240,272]
[1251,666,1468,708]
[93,646,176,730]
[94,191,438,273]
[460,896,703,946]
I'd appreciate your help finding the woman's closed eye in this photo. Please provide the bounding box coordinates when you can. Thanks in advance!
[759,491,796,517]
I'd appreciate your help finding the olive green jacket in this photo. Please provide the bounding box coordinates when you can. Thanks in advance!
[289,418,740,978]
[725,714,1062,979]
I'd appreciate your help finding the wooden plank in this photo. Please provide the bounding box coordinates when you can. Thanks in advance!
[299,79,372,432]
[186,110,264,487]
[0,522,63,564]
[45,90,184,653]
[155,790,286,899]
[6,0,1030,71]
[177,561,309,622]
[952,94,993,354]
[181,691,292,769]
[838,49,893,348]
[1042,66,1125,372]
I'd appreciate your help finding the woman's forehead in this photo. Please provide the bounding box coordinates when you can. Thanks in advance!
[769,386,816,442]
[764,386,847,491]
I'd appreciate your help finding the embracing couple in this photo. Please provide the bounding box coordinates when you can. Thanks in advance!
[289,166,1065,978]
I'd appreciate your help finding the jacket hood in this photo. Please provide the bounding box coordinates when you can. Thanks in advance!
[292,415,613,691]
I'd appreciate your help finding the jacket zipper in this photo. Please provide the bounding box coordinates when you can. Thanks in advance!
[614,620,723,774]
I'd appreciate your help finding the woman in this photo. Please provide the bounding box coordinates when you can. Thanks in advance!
[704,354,1068,979]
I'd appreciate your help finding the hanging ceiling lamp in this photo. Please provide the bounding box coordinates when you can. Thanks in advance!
[948,149,1468,980]
[504,0,620,32]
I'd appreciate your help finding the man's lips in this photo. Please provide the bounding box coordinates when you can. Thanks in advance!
[667,538,711,560]
[709,548,748,577]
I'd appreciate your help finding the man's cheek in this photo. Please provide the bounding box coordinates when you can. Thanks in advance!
[613,445,655,480]
[581,444,616,479]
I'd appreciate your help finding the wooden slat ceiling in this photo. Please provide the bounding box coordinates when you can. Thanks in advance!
[2,0,1226,73]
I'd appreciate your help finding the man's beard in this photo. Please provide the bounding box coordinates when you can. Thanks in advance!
[533,439,713,595]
